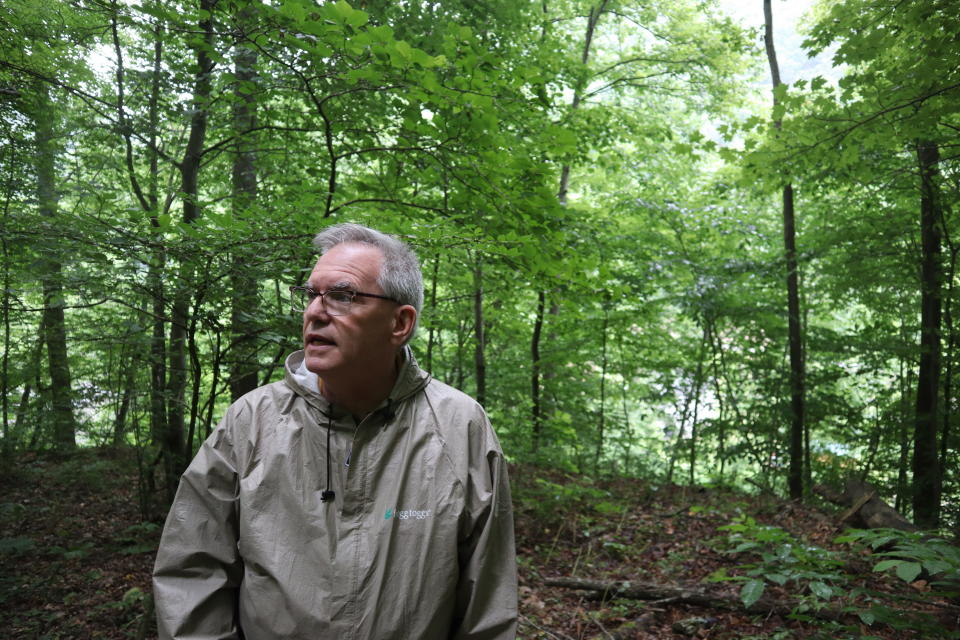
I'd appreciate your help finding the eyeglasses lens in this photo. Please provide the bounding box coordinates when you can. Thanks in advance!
[293,289,353,316]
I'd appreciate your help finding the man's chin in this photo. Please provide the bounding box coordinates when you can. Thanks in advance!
[303,352,337,376]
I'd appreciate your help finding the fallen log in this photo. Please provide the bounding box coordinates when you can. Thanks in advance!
[813,478,919,532]
[543,577,847,622]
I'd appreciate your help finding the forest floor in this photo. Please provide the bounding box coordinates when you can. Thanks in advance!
[1,447,957,639]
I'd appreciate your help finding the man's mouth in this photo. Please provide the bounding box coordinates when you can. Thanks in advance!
[306,334,334,347]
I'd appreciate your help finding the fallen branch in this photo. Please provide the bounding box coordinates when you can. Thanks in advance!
[544,577,847,622]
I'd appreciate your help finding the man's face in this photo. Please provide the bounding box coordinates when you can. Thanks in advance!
[301,243,401,381]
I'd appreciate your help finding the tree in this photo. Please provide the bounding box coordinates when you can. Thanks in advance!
[796,0,960,527]
[763,0,805,500]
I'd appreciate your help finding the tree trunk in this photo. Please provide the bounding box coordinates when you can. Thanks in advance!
[688,330,705,487]
[531,0,608,451]
[939,243,956,491]
[531,290,545,453]
[1,133,14,453]
[164,0,215,501]
[426,254,440,372]
[145,13,168,490]
[34,81,76,451]
[764,0,805,500]
[473,258,486,406]
[912,140,942,529]
[594,300,609,473]
[13,319,45,447]
[112,351,136,446]
[895,350,912,513]
[706,316,726,478]
[228,7,260,401]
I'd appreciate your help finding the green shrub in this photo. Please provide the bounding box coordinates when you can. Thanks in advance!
[710,516,846,611]
[835,528,960,593]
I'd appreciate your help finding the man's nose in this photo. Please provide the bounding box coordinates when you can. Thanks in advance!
[304,295,331,321]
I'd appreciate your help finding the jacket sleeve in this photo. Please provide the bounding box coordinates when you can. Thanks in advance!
[152,416,244,640]
[452,411,518,640]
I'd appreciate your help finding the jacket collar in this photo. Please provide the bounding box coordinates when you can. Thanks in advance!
[283,346,430,418]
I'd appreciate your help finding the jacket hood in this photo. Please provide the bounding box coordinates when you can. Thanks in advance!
[282,346,431,417]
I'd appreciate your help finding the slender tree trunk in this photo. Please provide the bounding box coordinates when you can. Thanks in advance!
[782,183,804,499]
[426,254,440,372]
[861,407,881,480]
[530,0,608,450]
[594,300,609,473]
[1,135,14,453]
[556,0,606,204]
[203,328,223,439]
[146,14,168,485]
[939,244,956,485]
[165,0,215,500]
[896,350,912,512]
[706,317,726,478]
[531,290,545,453]
[764,0,805,500]
[456,317,466,391]
[666,377,695,486]
[116,1,169,501]
[14,319,45,446]
[113,349,136,446]
[113,388,133,447]
[473,259,486,406]
[912,140,943,529]
[688,326,707,486]
[229,7,260,401]
[34,81,76,451]
[616,333,633,475]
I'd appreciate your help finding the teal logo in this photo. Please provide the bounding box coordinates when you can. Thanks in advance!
[384,507,433,521]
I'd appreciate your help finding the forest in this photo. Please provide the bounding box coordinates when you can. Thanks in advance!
[2,0,960,637]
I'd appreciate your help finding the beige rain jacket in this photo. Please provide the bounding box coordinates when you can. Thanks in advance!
[153,349,517,639]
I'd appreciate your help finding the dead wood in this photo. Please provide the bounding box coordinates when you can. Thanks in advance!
[587,612,657,639]
[814,478,919,532]
[544,577,848,622]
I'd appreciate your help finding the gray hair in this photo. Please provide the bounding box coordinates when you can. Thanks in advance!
[313,223,424,339]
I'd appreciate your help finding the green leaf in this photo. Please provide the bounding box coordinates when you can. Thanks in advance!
[873,559,902,573]
[279,0,305,21]
[0,536,35,555]
[765,572,789,586]
[873,559,903,573]
[858,610,876,625]
[707,568,731,582]
[394,40,412,60]
[808,581,833,600]
[922,559,952,576]
[895,561,922,583]
[741,579,765,608]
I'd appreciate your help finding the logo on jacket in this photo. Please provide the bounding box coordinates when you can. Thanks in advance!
[385,507,432,520]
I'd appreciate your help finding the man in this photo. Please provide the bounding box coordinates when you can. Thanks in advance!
[153,223,518,639]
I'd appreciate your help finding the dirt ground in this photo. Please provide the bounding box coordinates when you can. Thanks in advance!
[1,448,956,639]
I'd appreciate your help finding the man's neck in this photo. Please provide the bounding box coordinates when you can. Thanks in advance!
[318,355,401,417]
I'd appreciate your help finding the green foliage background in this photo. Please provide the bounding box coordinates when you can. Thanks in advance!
[2,0,959,529]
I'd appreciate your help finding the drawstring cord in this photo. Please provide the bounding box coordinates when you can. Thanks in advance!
[319,396,395,505]
[321,411,335,503]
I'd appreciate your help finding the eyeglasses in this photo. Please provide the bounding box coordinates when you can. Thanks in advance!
[289,285,399,316]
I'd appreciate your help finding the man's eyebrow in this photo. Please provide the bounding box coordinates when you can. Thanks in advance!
[304,280,356,291]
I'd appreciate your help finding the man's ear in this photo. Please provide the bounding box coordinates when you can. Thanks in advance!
[390,305,417,346]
